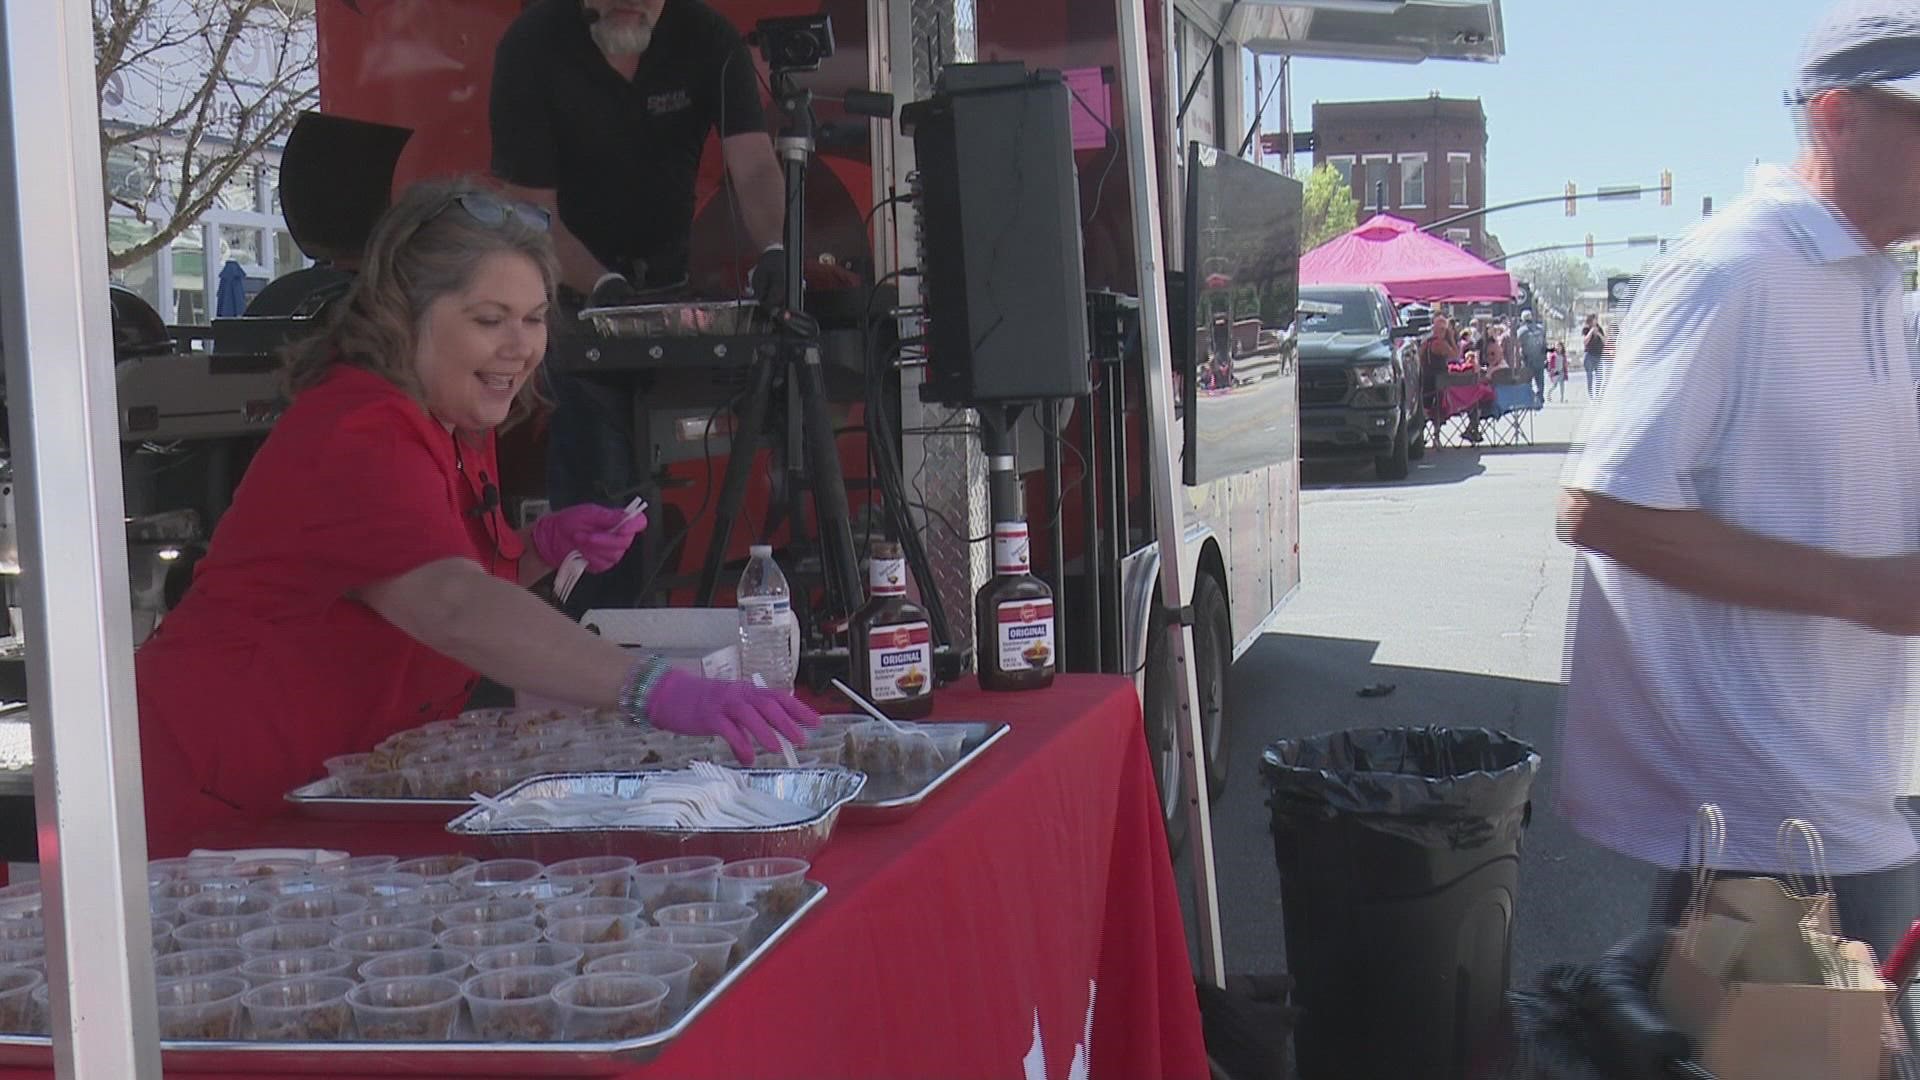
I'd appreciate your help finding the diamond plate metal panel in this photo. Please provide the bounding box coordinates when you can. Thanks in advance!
[903,378,987,665]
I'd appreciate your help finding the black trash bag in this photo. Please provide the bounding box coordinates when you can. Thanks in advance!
[1485,929,1703,1080]
[1262,726,1541,850]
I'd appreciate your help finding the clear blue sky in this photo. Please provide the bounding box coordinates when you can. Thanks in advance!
[1254,0,1819,273]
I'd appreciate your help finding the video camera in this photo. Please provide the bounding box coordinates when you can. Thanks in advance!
[751,15,833,73]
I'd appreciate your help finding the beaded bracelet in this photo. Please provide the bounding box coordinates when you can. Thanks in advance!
[616,653,675,726]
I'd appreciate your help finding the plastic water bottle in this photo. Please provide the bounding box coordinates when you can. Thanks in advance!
[737,545,795,691]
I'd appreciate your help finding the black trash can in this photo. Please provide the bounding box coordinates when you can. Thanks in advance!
[1263,726,1540,1080]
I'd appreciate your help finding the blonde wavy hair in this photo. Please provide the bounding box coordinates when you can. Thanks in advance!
[283,177,558,429]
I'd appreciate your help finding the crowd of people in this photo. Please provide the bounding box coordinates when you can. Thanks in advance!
[1414,307,1590,444]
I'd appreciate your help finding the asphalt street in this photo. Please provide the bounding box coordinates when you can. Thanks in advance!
[1190,385,1661,990]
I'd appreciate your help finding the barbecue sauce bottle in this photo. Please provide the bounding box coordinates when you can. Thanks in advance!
[850,540,935,717]
[974,521,1056,691]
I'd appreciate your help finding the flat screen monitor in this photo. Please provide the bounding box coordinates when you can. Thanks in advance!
[1179,143,1302,486]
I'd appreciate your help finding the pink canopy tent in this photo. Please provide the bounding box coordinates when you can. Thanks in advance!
[1300,214,1514,303]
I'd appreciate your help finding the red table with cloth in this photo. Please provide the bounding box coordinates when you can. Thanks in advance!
[0,675,1206,1080]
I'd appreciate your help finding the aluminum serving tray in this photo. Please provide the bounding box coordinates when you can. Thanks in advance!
[446,769,865,863]
[284,778,471,823]
[578,299,762,339]
[0,882,827,1075]
[839,720,1011,824]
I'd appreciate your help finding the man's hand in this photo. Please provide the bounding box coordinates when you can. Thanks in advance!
[1835,555,1920,636]
[589,272,643,309]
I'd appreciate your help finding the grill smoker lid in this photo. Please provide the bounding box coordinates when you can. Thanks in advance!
[278,111,413,266]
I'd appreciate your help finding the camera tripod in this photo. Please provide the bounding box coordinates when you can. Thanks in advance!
[693,64,891,643]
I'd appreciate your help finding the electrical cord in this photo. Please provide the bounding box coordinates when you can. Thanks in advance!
[1065,82,1121,226]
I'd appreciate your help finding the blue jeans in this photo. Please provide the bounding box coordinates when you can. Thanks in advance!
[1585,356,1603,396]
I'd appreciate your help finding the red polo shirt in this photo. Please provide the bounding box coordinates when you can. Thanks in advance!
[135,365,524,854]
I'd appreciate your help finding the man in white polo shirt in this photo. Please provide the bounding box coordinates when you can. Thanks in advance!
[1559,0,1920,963]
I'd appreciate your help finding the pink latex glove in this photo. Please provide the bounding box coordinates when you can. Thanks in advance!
[646,670,821,764]
[531,503,648,572]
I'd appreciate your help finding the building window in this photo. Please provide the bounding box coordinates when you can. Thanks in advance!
[1449,153,1471,208]
[1361,154,1392,210]
[1445,227,1472,249]
[1326,155,1355,192]
[1399,154,1427,209]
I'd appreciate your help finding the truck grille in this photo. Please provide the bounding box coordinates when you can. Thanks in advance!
[1299,370,1350,406]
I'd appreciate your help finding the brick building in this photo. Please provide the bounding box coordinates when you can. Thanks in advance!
[1311,94,1491,257]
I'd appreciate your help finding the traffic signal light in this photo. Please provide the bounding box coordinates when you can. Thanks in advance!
[1585,234,1595,258]
[1565,182,1577,217]
[1660,170,1673,206]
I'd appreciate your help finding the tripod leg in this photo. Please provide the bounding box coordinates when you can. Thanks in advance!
[696,352,776,605]
[795,342,863,621]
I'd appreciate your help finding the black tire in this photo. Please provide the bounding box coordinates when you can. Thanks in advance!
[1194,573,1233,800]
[1142,612,1187,853]
[1407,418,1427,461]
[1375,421,1411,480]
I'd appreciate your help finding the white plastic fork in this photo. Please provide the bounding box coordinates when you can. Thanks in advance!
[750,674,801,767]
[553,496,647,603]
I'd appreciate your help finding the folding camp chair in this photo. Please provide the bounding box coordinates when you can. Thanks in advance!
[1483,382,1538,446]
[1429,371,1487,449]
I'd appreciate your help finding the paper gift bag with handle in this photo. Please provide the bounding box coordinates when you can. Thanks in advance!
[1654,812,1892,1080]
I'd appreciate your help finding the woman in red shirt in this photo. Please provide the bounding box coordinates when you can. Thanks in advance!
[135,180,816,854]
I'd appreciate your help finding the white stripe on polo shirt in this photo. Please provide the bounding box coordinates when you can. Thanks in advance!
[1558,166,1920,874]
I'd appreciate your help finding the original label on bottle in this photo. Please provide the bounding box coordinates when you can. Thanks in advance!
[993,523,1031,575]
[996,599,1055,672]
[739,595,790,628]
[867,620,933,702]
[870,556,907,596]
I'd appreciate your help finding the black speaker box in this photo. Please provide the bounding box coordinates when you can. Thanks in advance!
[902,65,1091,404]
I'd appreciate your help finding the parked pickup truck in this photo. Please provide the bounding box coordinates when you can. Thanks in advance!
[1296,283,1427,480]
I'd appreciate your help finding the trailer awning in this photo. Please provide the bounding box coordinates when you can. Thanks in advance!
[1232,1,1504,63]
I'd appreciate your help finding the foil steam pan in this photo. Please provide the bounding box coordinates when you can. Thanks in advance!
[577,299,762,339]
[446,768,866,863]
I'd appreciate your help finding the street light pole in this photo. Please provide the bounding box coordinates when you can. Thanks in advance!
[1421,177,1674,235]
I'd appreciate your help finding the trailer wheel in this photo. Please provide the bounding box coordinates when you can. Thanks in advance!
[1143,615,1187,853]
[1194,572,1233,799]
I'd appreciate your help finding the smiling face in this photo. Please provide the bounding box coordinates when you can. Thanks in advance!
[412,252,549,432]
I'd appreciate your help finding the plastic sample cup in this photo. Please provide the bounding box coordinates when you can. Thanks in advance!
[438,897,538,931]
[236,949,355,989]
[389,855,478,883]
[155,947,248,980]
[346,976,463,1042]
[225,859,313,882]
[177,890,273,923]
[630,857,721,917]
[543,915,643,964]
[539,897,643,929]
[461,966,567,1042]
[552,973,670,1041]
[584,949,695,1012]
[545,856,635,900]
[451,860,546,899]
[147,856,235,883]
[635,925,736,998]
[151,918,176,958]
[237,922,335,957]
[652,903,755,963]
[269,892,369,926]
[438,921,541,954]
[332,906,437,935]
[240,975,355,1041]
[329,927,437,978]
[154,975,247,1040]
[470,942,585,976]
[311,855,400,879]
[0,968,39,1035]
[0,918,42,947]
[409,882,479,912]
[358,946,472,984]
[337,873,427,908]
[172,916,271,951]
[717,858,811,920]
[25,982,46,1036]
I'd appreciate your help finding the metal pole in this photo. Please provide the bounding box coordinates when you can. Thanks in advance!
[1113,0,1226,987]
[0,2,159,1077]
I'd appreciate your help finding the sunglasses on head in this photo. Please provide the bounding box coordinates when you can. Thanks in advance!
[419,191,552,236]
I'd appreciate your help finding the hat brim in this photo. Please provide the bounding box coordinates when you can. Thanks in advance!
[1870,72,1920,102]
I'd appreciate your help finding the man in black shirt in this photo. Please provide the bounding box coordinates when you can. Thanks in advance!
[490,0,785,299]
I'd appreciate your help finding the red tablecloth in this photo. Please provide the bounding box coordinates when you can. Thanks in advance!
[1435,382,1493,421]
[0,675,1206,1080]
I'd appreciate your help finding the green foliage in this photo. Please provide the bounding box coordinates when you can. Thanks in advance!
[1302,164,1358,252]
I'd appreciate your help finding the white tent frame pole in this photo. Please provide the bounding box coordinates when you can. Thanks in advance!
[1113,0,1225,986]
[0,1,159,1075]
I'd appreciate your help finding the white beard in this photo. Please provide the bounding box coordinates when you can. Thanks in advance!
[590,20,654,57]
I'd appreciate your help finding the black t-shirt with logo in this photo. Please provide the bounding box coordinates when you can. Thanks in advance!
[490,0,766,283]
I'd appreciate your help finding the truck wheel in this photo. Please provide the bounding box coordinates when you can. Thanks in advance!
[1194,573,1233,799]
[1407,412,1427,461]
[1375,422,1411,480]
[1143,616,1187,853]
